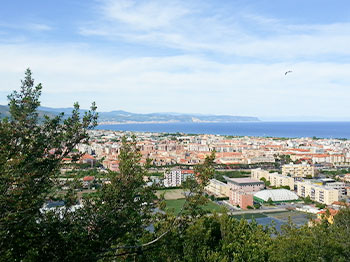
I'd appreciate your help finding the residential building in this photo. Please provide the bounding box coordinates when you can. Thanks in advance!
[282,162,315,178]
[225,177,264,209]
[324,182,347,197]
[163,169,194,187]
[205,179,230,197]
[296,181,338,205]
[251,168,294,189]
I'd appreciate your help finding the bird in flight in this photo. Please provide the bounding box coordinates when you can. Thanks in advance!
[285,70,293,75]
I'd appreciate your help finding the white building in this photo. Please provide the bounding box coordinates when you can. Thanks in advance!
[282,162,315,178]
[296,181,338,205]
[163,169,194,187]
[254,189,299,203]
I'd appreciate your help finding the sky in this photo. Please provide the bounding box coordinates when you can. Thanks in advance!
[1,0,350,120]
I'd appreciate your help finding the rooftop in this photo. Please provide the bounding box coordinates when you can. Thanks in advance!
[225,177,263,185]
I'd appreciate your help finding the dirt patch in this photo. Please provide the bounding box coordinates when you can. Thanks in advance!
[156,189,185,200]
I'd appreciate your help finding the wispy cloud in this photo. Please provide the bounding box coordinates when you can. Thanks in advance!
[0,22,52,32]
[1,43,350,118]
[79,0,350,61]
[100,0,190,30]
[27,23,52,32]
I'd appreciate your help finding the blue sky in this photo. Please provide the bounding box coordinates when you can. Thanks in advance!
[1,0,350,120]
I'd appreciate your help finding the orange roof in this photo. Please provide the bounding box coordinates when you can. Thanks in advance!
[83,176,95,181]
[81,154,95,160]
[312,154,329,158]
[290,148,310,152]
[182,170,194,174]
[317,208,339,216]
[332,201,350,206]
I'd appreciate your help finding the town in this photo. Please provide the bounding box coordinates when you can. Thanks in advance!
[59,129,350,225]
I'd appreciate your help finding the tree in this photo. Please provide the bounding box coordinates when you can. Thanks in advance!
[0,69,98,261]
[270,208,350,261]
[304,195,313,204]
[141,214,272,262]
[267,197,274,205]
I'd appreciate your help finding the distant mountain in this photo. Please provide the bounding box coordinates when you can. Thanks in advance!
[0,105,260,123]
[0,105,56,119]
[0,105,10,118]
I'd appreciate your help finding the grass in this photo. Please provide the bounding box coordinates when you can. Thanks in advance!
[165,199,224,214]
[156,189,185,200]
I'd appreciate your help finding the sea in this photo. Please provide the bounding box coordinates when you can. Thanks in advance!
[96,121,350,139]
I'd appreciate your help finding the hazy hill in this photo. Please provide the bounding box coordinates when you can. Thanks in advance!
[0,105,260,123]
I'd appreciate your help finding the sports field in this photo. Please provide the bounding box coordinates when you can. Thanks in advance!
[156,188,185,200]
[165,199,225,214]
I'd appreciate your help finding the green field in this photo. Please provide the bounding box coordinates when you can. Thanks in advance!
[165,199,224,214]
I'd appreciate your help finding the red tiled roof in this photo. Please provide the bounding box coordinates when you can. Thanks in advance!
[83,176,95,181]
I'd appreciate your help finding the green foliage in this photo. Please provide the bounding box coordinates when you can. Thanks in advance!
[270,185,290,190]
[267,197,274,205]
[270,208,350,261]
[254,203,261,209]
[303,195,313,204]
[316,203,326,209]
[260,177,271,187]
[61,168,106,178]
[181,152,216,217]
[141,214,272,262]
[0,69,98,261]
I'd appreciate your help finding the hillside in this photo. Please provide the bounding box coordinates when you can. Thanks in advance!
[0,105,260,123]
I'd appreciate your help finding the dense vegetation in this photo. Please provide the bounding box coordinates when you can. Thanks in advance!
[1,70,350,261]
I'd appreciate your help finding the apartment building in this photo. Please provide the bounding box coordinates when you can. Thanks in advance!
[205,179,230,197]
[282,162,315,178]
[251,168,270,180]
[296,181,338,205]
[163,169,194,187]
[270,173,295,190]
[324,182,347,197]
[225,177,264,209]
[251,168,295,190]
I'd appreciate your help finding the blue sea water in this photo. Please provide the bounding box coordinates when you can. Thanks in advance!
[96,122,350,139]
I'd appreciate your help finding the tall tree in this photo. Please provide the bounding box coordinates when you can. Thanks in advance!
[0,69,98,261]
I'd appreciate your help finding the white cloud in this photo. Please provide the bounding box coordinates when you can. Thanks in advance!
[27,23,52,31]
[0,22,52,32]
[79,0,350,60]
[100,0,190,30]
[1,43,350,118]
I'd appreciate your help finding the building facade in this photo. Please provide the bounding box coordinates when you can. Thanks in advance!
[282,162,315,178]
[225,177,264,209]
[251,168,295,190]
[205,179,230,197]
[296,181,338,205]
[163,169,194,187]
